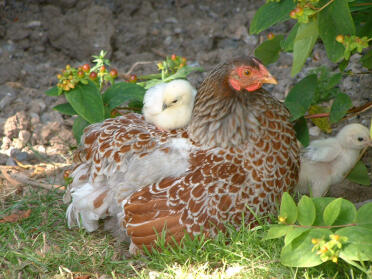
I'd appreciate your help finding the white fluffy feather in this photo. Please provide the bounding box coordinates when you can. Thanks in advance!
[143,79,197,130]
[295,123,371,197]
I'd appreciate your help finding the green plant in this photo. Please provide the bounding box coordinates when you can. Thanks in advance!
[44,51,202,143]
[251,0,372,185]
[266,193,372,277]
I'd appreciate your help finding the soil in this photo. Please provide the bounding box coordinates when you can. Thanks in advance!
[0,0,371,202]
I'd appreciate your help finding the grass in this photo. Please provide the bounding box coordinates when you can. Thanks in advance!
[0,187,370,279]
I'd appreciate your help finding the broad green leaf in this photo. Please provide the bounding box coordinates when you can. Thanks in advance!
[280,228,332,267]
[361,49,372,69]
[279,192,298,225]
[318,0,355,62]
[356,202,372,229]
[65,80,104,124]
[72,116,90,144]
[291,19,319,76]
[329,93,352,123]
[280,23,299,52]
[323,198,342,225]
[308,105,331,133]
[338,226,372,261]
[53,103,77,115]
[255,35,284,65]
[326,73,342,90]
[45,86,59,96]
[346,160,371,185]
[297,196,316,226]
[333,199,357,226]
[313,197,336,226]
[284,227,309,246]
[102,82,146,112]
[294,117,309,147]
[249,0,295,34]
[265,224,293,240]
[285,74,317,120]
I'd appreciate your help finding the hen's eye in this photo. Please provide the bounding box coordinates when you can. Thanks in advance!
[357,137,364,142]
[243,69,251,76]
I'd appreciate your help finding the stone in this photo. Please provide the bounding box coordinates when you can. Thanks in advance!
[44,5,115,60]
[3,112,30,139]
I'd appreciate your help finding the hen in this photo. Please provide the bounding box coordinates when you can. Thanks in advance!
[142,79,197,130]
[66,57,300,254]
[295,123,371,197]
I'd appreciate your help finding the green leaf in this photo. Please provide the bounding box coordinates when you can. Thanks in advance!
[254,35,284,65]
[284,227,309,247]
[356,202,372,229]
[297,196,316,226]
[361,49,372,69]
[280,228,332,267]
[102,82,146,112]
[308,105,331,133]
[291,19,319,76]
[312,197,336,226]
[265,224,293,240]
[329,93,352,123]
[326,73,342,90]
[338,59,350,71]
[293,117,310,147]
[280,23,299,52]
[338,226,372,261]
[45,86,59,96]
[285,74,317,121]
[53,103,77,115]
[333,199,357,226]
[346,161,371,185]
[323,198,342,225]
[249,0,296,34]
[72,116,90,144]
[65,80,105,124]
[318,0,355,62]
[279,192,298,225]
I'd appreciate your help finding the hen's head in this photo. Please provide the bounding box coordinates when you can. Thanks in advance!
[227,57,277,92]
[337,123,371,149]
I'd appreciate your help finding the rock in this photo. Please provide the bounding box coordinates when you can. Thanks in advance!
[41,111,64,124]
[0,55,19,84]
[6,157,17,166]
[1,136,12,151]
[30,112,40,126]
[10,148,29,162]
[0,85,16,110]
[7,22,30,41]
[3,112,30,139]
[18,130,31,145]
[44,5,115,60]
[29,99,47,114]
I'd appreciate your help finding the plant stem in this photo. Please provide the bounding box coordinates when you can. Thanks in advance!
[316,0,335,13]
[138,73,162,80]
[288,223,357,229]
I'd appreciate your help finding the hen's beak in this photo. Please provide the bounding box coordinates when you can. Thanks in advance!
[261,73,278,85]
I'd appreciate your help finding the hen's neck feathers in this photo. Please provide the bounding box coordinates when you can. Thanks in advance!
[188,61,270,148]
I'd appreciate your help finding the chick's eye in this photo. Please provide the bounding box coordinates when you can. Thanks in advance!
[172,99,178,104]
[357,137,364,142]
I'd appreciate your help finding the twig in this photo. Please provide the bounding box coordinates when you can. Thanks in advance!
[303,101,372,120]
[0,166,64,192]
[316,0,336,12]
[121,61,157,79]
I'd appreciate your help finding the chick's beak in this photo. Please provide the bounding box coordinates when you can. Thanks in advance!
[162,103,167,111]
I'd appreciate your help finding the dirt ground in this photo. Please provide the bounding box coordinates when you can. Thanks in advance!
[0,0,371,202]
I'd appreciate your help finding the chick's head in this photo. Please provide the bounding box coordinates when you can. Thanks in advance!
[337,123,371,149]
[162,79,196,111]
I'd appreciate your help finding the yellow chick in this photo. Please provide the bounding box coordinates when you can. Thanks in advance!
[143,79,196,130]
[295,123,371,197]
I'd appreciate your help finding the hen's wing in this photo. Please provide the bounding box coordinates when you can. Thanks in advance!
[124,125,299,252]
[301,138,341,162]
[66,113,191,232]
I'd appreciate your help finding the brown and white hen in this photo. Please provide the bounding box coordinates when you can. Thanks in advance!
[65,57,300,254]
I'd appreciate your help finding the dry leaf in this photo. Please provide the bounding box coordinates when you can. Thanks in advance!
[0,209,31,223]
